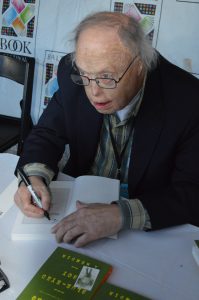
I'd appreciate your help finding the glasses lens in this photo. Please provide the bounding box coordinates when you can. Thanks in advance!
[97,78,116,89]
[70,74,89,86]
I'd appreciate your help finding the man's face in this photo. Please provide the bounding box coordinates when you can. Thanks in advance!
[75,27,143,114]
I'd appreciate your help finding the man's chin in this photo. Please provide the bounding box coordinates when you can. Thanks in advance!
[95,107,116,114]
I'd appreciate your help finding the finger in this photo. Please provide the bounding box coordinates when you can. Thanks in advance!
[62,226,84,244]
[24,205,44,218]
[31,182,51,212]
[51,211,78,232]
[14,185,46,218]
[39,187,51,211]
[51,218,66,233]
[74,232,94,248]
[54,222,77,243]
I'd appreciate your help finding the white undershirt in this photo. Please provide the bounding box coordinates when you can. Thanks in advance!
[116,89,142,122]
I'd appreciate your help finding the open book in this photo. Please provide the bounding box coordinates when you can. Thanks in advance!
[11,175,120,240]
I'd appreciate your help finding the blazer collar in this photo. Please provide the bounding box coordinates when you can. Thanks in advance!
[128,62,164,192]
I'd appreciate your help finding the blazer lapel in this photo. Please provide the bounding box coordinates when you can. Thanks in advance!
[129,65,165,192]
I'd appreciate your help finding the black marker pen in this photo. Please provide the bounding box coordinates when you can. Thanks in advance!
[18,168,50,220]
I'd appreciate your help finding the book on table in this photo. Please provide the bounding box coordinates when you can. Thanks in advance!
[16,247,113,300]
[94,282,150,300]
[192,240,199,267]
[16,247,150,300]
[11,175,120,240]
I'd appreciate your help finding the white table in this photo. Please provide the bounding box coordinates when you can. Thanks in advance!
[0,154,199,300]
[0,153,18,193]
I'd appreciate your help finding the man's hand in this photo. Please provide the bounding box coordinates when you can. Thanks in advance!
[14,176,51,218]
[51,201,122,247]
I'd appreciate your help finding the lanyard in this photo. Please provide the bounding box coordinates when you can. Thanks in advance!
[108,115,135,180]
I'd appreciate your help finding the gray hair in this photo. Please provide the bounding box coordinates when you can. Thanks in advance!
[72,11,158,71]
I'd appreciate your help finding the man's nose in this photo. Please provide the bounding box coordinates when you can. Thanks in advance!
[89,79,102,96]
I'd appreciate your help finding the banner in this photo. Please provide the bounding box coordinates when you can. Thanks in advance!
[38,50,66,117]
[0,0,40,56]
[111,0,163,47]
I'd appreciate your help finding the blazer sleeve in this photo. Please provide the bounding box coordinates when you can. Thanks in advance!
[130,57,199,229]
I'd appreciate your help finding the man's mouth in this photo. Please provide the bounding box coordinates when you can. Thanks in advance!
[93,101,111,110]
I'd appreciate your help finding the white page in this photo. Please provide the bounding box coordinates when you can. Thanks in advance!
[67,175,120,215]
[11,181,73,240]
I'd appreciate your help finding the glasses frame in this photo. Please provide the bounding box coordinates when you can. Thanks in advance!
[70,54,138,89]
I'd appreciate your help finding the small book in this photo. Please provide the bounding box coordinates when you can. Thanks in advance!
[94,282,150,300]
[192,240,199,267]
[16,246,112,300]
[11,175,120,240]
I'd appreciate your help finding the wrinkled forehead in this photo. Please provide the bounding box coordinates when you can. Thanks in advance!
[75,27,132,72]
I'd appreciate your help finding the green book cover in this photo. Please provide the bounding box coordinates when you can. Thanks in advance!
[94,282,151,300]
[17,247,112,300]
[193,240,199,267]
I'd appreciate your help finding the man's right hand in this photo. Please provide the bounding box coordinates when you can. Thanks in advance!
[14,176,51,218]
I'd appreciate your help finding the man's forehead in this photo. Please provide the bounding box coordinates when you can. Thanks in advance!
[76,26,128,54]
[76,31,132,70]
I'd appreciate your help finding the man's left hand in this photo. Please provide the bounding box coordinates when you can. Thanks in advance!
[51,201,122,247]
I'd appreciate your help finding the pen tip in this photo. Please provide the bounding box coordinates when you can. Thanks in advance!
[44,210,50,220]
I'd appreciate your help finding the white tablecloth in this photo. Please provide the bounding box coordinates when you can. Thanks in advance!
[0,153,199,300]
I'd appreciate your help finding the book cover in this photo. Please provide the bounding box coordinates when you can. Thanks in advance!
[94,282,150,300]
[12,176,120,240]
[17,247,112,300]
[192,240,199,267]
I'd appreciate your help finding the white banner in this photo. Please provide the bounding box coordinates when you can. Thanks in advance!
[111,0,163,47]
[38,50,66,117]
[0,0,40,57]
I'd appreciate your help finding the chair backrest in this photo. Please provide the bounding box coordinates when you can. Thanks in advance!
[0,54,35,155]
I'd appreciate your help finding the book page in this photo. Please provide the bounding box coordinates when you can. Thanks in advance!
[21,183,72,225]
[11,181,73,240]
[67,175,120,215]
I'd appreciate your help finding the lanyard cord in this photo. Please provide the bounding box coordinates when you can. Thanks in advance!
[108,115,135,180]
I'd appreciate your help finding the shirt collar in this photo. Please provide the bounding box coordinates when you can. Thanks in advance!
[116,73,147,122]
[116,89,142,122]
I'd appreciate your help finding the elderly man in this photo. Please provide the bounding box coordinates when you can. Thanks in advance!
[14,11,199,247]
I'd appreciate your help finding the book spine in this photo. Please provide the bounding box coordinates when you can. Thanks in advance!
[91,266,113,300]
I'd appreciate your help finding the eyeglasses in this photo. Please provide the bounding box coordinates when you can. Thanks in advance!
[0,261,10,293]
[70,55,138,89]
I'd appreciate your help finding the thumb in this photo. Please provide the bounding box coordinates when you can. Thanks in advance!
[38,186,51,211]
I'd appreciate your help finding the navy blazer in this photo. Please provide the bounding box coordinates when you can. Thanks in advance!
[17,53,199,229]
